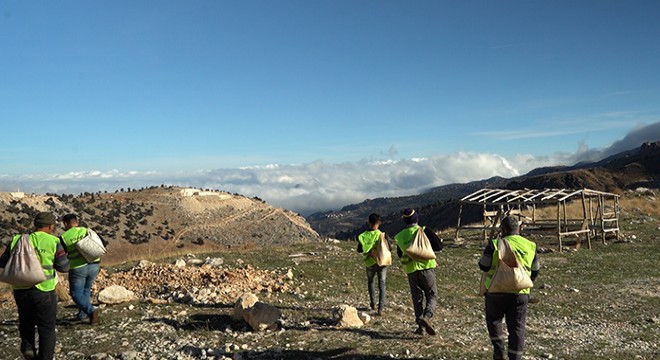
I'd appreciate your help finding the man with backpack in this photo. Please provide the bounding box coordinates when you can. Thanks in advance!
[0,211,70,360]
[60,213,105,325]
[356,213,389,316]
[394,208,443,336]
[478,216,540,360]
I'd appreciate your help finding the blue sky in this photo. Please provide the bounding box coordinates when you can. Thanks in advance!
[1,1,659,214]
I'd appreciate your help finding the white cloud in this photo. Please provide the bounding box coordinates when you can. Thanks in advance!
[1,121,657,215]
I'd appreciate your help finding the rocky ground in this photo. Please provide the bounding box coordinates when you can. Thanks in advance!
[0,201,659,360]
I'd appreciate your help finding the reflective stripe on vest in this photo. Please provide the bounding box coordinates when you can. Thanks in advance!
[10,232,59,292]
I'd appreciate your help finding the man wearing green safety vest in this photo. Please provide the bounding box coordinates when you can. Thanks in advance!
[60,213,105,325]
[0,212,70,360]
[356,213,389,316]
[394,208,443,336]
[479,216,540,360]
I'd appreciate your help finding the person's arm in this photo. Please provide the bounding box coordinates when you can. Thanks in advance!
[0,245,10,268]
[478,241,495,272]
[424,227,443,251]
[530,252,540,281]
[356,241,363,253]
[59,236,69,254]
[53,241,70,273]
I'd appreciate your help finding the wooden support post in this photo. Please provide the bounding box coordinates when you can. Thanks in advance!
[456,204,463,241]
[557,202,562,252]
[599,195,606,245]
[581,191,591,250]
[614,196,621,240]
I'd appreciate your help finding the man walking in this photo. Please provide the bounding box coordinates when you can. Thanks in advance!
[60,213,103,325]
[479,216,540,360]
[0,212,70,360]
[394,208,443,335]
[356,213,388,315]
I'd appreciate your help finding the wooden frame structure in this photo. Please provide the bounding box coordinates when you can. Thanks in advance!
[455,188,620,251]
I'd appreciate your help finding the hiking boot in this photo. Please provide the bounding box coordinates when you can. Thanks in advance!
[89,311,100,325]
[417,316,436,336]
[369,303,376,311]
[413,326,424,335]
[22,349,35,360]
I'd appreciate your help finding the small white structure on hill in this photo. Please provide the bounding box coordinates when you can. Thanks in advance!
[180,188,223,197]
[10,191,25,199]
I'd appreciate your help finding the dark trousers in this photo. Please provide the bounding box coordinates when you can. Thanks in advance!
[407,268,437,322]
[365,264,386,311]
[13,288,58,360]
[485,293,529,360]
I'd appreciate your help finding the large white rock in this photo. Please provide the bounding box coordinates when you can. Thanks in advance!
[232,293,259,321]
[98,285,137,304]
[244,302,282,331]
[333,304,364,327]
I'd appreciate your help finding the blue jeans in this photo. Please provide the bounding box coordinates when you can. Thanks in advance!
[366,265,387,312]
[68,263,100,319]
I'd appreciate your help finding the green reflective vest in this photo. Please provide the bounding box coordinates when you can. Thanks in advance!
[357,230,381,267]
[394,225,437,274]
[10,232,60,292]
[485,234,536,294]
[60,227,95,269]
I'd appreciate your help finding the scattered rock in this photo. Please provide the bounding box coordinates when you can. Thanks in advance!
[120,351,140,360]
[174,259,187,267]
[332,304,363,327]
[205,257,225,267]
[147,297,168,305]
[358,312,371,324]
[232,293,259,322]
[98,285,137,304]
[244,302,282,331]
[136,260,154,268]
[187,258,205,266]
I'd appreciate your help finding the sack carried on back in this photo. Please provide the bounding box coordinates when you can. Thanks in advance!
[75,229,107,263]
[406,227,436,260]
[0,234,47,287]
[370,232,392,267]
[487,237,533,293]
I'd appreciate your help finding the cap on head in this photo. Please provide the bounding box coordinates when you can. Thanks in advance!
[402,208,418,225]
[34,212,57,227]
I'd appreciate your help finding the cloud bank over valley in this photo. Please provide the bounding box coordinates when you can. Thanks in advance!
[1,122,658,215]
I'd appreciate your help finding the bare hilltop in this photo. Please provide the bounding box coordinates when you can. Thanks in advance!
[0,186,319,264]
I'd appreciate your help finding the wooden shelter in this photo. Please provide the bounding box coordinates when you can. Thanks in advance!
[455,188,620,251]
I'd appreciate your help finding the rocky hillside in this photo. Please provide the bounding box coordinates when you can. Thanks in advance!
[308,142,660,239]
[0,186,319,263]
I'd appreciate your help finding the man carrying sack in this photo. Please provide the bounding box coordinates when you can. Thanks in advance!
[0,212,70,360]
[394,208,443,336]
[356,213,390,316]
[478,216,540,360]
[60,214,105,325]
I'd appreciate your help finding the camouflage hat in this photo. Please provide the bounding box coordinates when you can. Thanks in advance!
[34,212,57,226]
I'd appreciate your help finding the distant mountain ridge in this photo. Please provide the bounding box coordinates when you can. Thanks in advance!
[307,142,660,239]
